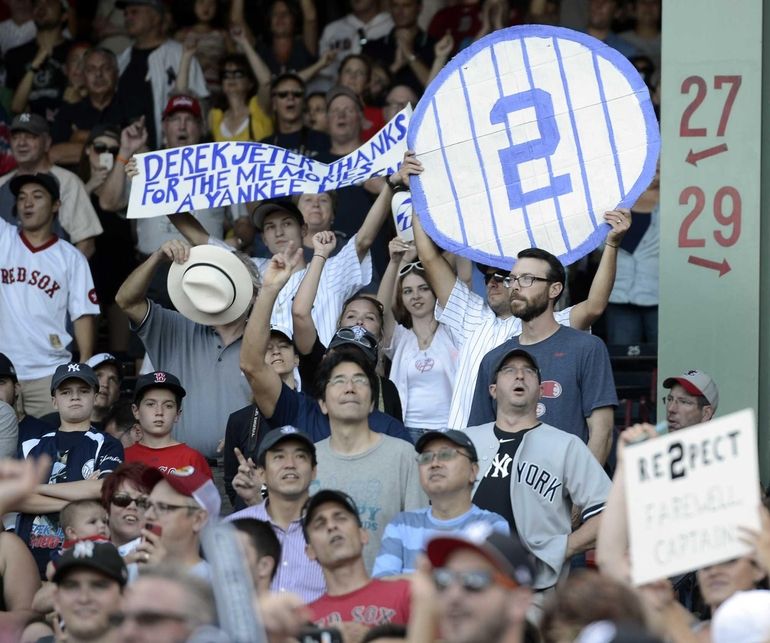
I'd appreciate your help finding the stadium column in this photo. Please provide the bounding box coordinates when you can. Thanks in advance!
[659,0,768,481]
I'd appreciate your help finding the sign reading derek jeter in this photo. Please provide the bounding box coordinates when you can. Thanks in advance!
[408,25,660,269]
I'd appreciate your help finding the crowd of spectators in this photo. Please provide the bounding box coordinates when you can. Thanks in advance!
[2,2,764,643]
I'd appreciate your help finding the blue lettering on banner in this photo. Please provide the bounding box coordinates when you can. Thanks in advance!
[490,89,572,210]
[406,25,660,270]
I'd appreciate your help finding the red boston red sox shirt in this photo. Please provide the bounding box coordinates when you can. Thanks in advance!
[125,442,213,479]
[309,578,411,628]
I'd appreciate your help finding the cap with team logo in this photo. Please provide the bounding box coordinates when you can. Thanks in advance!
[0,353,17,382]
[162,94,202,120]
[427,523,535,588]
[663,369,719,411]
[328,325,379,364]
[415,429,478,462]
[53,540,128,587]
[132,371,186,403]
[257,426,315,462]
[142,465,221,521]
[50,363,99,394]
[10,112,50,136]
[269,324,294,344]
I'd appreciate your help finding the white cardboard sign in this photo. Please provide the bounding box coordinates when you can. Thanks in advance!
[624,408,760,586]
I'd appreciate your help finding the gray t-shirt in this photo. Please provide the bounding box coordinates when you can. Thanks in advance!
[134,301,253,457]
[467,326,618,442]
[311,434,428,572]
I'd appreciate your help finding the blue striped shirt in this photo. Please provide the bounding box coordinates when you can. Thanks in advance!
[372,505,510,577]
[226,501,326,603]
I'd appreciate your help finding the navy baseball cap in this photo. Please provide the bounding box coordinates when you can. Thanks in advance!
[251,199,305,231]
[10,113,49,136]
[302,489,361,540]
[51,363,99,394]
[491,348,541,384]
[133,371,186,403]
[10,172,60,202]
[53,541,128,587]
[328,326,378,364]
[257,426,315,462]
[0,354,17,382]
[415,429,478,462]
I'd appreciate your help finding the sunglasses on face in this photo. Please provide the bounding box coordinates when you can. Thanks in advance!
[110,493,148,509]
[398,261,424,277]
[92,142,120,155]
[433,568,499,592]
[273,90,304,99]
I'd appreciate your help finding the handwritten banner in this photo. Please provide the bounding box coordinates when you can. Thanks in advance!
[624,409,761,586]
[127,106,411,219]
[408,25,660,269]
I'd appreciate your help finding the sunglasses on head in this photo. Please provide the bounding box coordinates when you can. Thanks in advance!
[273,90,304,99]
[92,142,120,155]
[335,327,378,350]
[111,493,148,509]
[398,261,424,277]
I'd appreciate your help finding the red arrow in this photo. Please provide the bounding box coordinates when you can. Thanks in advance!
[686,144,728,166]
[688,255,731,276]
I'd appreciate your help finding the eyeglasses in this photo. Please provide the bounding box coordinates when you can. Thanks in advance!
[398,261,424,277]
[497,365,538,378]
[110,611,189,627]
[433,568,516,592]
[484,272,551,289]
[222,69,247,79]
[144,500,200,515]
[273,90,303,99]
[662,395,698,407]
[111,493,148,510]
[327,373,370,388]
[92,142,120,155]
[416,448,473,465]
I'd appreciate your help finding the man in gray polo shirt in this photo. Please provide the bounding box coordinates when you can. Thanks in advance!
[116,239,259,460]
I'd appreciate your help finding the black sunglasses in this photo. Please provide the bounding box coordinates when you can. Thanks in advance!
[110,493,148,509]
[483,271,508,285]
[92,142,120,155]
[335,327,378,350]
[273,90,304,99]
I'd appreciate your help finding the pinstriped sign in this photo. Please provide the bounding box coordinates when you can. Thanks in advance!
[408,25,660,269]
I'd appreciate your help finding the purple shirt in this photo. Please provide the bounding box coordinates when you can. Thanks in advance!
[226,501,326,603]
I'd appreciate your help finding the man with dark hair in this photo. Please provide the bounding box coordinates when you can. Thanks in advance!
[52,540,128,643]
[226,425,326,602]
[303,489,411,631]
[230,517,282,595]
[467,247,618,465]
[411,203,627,432]
[103,399,142,449]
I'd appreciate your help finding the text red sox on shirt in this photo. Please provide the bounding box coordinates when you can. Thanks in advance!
[1,266,62,298]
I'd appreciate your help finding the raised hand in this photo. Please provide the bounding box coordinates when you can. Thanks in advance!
[312,230,337,258]
[390,150,423,190]
[262,242,303,291]
[158,239,192,264]
[604,209,632,247]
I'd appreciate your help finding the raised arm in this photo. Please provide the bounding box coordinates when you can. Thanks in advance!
[569,209,630,330]
[300,0,319,56]
[241,245,304,418]
[355,152,423,262]
[412,212,457,308]
[166,212,213,247]
[99,117,148,211]
[290,234,333,355]
[115,240,191,325]
[427,33,453,86]
[231,27,273,110]
[377,238,414,349]
[174,35,196,93]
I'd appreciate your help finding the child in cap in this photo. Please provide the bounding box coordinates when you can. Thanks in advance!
[124,372,213,479]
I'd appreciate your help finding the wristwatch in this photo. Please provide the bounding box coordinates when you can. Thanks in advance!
[385,174,404,192]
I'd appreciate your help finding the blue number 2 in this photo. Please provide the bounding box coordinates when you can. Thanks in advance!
[490,88,572,210]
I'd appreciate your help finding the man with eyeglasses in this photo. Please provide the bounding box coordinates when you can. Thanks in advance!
[373,429,509,577]
[465,348,611,591]
[421,526,536,643]
[303,489,411,634]
[411,205,627,437]
[662,369,718,431]
[134,465,221,580]
[467,247,618,466]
